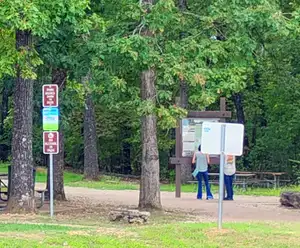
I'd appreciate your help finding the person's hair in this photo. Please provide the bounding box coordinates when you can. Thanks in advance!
[198,145,201,151]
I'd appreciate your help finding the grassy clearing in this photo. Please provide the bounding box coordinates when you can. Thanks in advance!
[0,221,299,247]
[1,163,299,196]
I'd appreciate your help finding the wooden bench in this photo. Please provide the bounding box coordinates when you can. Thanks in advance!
[0,172,46,208]
[0,174,9,201]
[236,171,287,189]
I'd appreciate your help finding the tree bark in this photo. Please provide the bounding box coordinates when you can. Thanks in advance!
[46,68,67,201]
[178,0,187,11]
[232,93,249,149]
[232,93,250,168]
[7,30,35,213]
[83,74,99,180]
[139,69,162,209]
[138,0,161,210]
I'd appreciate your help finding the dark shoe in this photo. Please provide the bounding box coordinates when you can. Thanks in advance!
[206,196,214,200]
[197,196,202,200]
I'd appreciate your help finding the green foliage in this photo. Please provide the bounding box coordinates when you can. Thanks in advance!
[1,0,300,181]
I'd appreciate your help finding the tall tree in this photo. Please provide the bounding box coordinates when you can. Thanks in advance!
[83,74,99,180]
[46,68,67,201]
[7,30,36,212]
[139,0,162,209]
[0,0,90,212]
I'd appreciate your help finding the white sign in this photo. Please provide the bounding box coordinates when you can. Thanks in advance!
[201,122,244,156]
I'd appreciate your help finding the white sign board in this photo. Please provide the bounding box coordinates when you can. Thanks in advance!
[201,122,244,156]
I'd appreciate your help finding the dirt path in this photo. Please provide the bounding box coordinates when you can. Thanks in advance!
[61,186,300,222]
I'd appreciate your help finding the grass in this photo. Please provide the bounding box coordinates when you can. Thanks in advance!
[1,163,299,196]
[0,221,299,247]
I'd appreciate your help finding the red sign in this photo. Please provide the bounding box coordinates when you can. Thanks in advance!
[43,84,58,107]
[43,132,59,154]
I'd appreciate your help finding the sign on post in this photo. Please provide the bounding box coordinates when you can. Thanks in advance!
[42,84,59,218]
[201,122,244,230]
[201,122,244,155]
[43,108,59,131]
[43,84,58,107]
[43,131,59,154]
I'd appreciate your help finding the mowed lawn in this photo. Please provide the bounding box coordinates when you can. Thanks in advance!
[1,163,299,196]
[0,222,299,248]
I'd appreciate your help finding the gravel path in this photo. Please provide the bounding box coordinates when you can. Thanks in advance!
[62,186,300,222]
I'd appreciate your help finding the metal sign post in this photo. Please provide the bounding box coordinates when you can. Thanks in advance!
[218,124,226,229]
[201,122,244,230]
[42,84,59,218]
[49,153,54,217]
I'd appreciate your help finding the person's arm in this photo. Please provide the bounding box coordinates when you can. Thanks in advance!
[206,154,210,164]
[192,153,196,164]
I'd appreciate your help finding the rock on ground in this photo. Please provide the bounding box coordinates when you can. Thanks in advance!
[109,209,150,224]
[280,192,300,209]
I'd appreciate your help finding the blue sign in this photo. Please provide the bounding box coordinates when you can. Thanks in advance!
[43,108,59,131]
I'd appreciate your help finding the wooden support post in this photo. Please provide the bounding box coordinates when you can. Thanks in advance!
[220,97,226,122]
[175,121,181,198]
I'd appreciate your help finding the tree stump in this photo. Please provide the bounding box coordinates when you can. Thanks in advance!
[280,192,300,209]
[109,209,150,224]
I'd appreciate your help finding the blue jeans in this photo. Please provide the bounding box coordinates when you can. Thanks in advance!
[224,174,235,199]
[196,171,213,199]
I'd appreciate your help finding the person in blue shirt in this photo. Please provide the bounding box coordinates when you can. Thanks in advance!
[192,145,213,200]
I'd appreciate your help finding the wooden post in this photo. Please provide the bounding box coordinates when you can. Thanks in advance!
[220,97,226,122]
[175,97,181,198]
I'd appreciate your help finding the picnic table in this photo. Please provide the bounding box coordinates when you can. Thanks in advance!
[236,171,287,189]
[0,173,9,202]
[188,173,256,191]
[0,168,46,208]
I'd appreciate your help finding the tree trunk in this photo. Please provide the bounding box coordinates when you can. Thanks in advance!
[178,0,187,11]
[232,93,250,168]
[46,68,67,201]
[83,75,99,180]
[138,0,161,210]
[7,30,35,213]
[232,93,249,149]
[121,126,131,175]
[178,0,191,183]
[139,69,162,209]
[179,78,191,183]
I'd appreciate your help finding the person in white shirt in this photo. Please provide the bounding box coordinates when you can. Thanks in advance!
[224,155,236,201]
